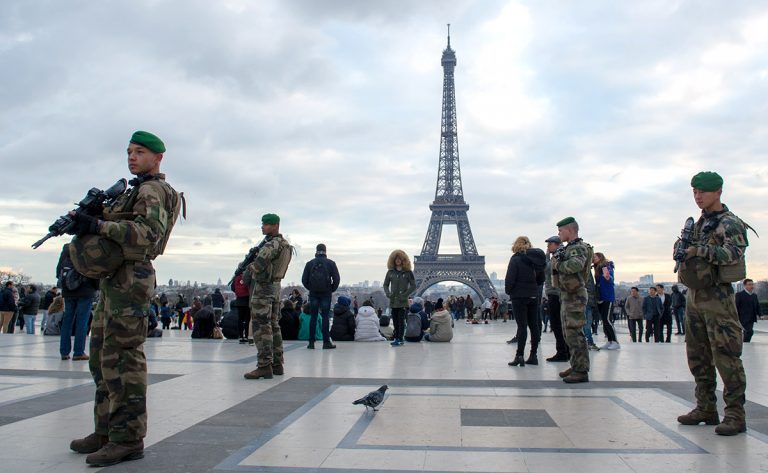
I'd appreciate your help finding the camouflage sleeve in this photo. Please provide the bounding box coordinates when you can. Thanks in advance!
[695,216,747,265]
[555,245,587,275]
[100,183,168,249]
[247,238,281,279]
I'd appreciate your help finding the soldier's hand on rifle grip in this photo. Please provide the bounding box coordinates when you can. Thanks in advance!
[68,211,102,235]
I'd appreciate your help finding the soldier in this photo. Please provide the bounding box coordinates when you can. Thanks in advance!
[551,217,593,383]
[677,172,749,436]
[68,131,181,466]
[243,213,292,380]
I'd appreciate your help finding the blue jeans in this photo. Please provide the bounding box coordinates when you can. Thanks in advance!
[674,306,685,334]
[60,296,94,357]
[308,292,331,344]
[583,306,594,344]
[23,315,37,334]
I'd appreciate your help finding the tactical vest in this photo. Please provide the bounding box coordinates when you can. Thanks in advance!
[102,177,181,262]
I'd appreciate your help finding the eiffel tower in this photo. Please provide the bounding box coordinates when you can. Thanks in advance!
[413,26,497,301]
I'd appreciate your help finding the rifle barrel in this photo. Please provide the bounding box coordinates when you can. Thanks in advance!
[31,233,55,249]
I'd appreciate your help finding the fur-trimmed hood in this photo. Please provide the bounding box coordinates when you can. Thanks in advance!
[387,249,412,271]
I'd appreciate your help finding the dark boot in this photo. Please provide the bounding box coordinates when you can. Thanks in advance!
[558,367,572,379]
[715,417,747,436]
[307,341,315,349]
[323,342,336,349]
[508,355,525,367]
[85,441,144,466]
[563,371,589,383]
[677,408,720,426]
[546,353,569,362]
[70,432,108,454]
[244,366,273,379]
[525,351,538,365]
[272,364,284,375]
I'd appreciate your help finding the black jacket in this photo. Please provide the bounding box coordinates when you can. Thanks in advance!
[0,287,16,312]
[659,293,672,323]
[301,254,340,294]
[329,303,355,341]
[505,248,546,298]
[211,290,225,308]
[19,290,41,315]
[279,308,300,340]
[736,291,761,325]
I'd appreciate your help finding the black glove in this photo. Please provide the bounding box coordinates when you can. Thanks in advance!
[71,212,101,235]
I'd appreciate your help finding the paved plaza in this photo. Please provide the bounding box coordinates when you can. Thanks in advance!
[0,321,767,472]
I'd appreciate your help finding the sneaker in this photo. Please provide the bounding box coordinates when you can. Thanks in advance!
[72,354,89,361]
[588,343,600,351]
[603,341,620,350]
[599,342,612,350]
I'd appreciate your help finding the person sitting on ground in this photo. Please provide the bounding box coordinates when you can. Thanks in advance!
[425,298,453,342]
[378,314,394,340]
[298,303,323,341]
[278,299,300,340]
[404,297,429,342]
[160,304,173,330]
[191,305,215,339]
[355,305,386,341]
[43,295,65,336]
[329,296,356,342]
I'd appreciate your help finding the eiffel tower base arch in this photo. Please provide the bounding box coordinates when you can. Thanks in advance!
[413,256,497,301]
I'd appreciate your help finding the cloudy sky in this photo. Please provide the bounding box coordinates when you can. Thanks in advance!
[1,0,767,289]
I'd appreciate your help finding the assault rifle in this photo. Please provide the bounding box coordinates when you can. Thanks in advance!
[228,238,267,285]
[31,179,128,249]
[673,217,696,273]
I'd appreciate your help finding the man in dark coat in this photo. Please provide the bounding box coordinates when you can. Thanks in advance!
[736,279,761,342]
[301,243,341,349]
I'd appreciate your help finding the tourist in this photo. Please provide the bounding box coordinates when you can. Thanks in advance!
[643,286,663,343]
[584,267,599,350]
[231,272,250,343]
[378,315,394,340]
[736,279,761,343]
[404,298,429,342]
[624,287,644,343]
[298,304,323,342]
[0,281,16,333]
[657,284,673,342]
[211,288,225,322]
[39,286,58,333]
[383,249,416,346]
[57,243,99,360]
[160,304,172,330]
[465,294,475,320]
[355,305,385,341]
[19,285,41,334]
[329,296,355,342]
[505,236,546,367]
[43,295,65,336]
[302,243,341,350]
[191,305,215,339]
[543,236,569,362]
[593,252,619,349]
[278,300,300,341]
[671,285,686,335]
[424,298,453,342]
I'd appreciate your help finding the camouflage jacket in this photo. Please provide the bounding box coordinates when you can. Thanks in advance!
[243,234,287,288]
[544,254,560,297]
[100,173,180,262]
[692,205,747,266]
[553,238,593,294]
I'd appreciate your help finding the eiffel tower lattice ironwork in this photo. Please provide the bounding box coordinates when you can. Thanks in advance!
[413,26,497,301]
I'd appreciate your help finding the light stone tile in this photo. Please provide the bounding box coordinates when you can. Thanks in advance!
[461,426,574,449]
[321,448,426,470]
[240,446,334,467]
[424,450,528,472]
[523,452,635,473]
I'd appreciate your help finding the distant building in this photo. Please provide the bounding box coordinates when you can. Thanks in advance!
[639,274,654,286]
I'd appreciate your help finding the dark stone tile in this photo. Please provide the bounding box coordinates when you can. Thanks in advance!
[461,408,557,427]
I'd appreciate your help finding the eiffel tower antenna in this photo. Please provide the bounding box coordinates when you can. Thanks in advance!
[412,28,497,301]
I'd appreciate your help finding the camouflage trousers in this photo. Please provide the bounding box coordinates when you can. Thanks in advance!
[685,285,746,421]
[89,262,153,442]
[251,282,284,368]
[561,288,589,373]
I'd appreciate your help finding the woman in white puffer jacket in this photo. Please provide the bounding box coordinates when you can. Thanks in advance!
[355,305,385,341]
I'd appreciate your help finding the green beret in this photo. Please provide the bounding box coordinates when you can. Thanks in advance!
[262,213,280,225]
[556,216,576,227]
[691,171,723,192]
[130,131,166,153]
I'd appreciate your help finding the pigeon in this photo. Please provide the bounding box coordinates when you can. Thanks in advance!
[353,385,388,411]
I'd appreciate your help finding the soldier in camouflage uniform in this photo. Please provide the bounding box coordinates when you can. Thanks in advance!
[677,172,749,436]
[243,213,292,380]
[69,131,181,466]
[551,217,593,383]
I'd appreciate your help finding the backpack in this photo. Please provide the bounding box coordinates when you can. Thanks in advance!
[233,273,250,298]
[307,260,331,293]
[58,244,84,292]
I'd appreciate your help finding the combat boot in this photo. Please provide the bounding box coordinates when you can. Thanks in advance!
[70,432,108,454]
[85,441,144,466]
[563,371,589,383]
[244,366,273,380]
[677,408,720,426]
[558,367,572,379]
[714,417,746,436]
[272,364,284,375]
